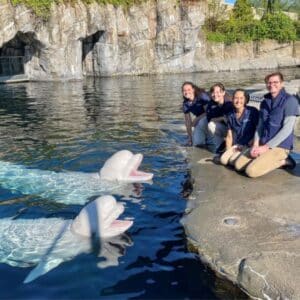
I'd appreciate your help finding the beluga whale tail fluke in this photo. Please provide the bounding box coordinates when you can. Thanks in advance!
[0,150,153,204]
[99,150,153,182]
[0,195,133,284]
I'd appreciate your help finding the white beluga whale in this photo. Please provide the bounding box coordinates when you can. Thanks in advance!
[0,195,133,284]
[0,150,153,204]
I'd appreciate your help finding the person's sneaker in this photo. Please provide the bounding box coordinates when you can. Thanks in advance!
[212,155,221,165]
[215,141,226,154]
[283,156,296,169]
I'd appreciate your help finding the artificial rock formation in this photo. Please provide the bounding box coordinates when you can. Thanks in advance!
[0,0,299,80]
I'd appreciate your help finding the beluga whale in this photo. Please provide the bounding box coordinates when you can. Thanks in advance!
[0,195,133,284]
[0,150,153,204]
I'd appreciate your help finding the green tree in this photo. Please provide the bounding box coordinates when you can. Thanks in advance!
[232,0,255,21]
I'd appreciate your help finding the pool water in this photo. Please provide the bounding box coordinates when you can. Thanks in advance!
[0,68,298,299]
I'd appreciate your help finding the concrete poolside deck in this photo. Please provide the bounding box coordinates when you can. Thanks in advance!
[182,122,300,298]
[0,74,28,83]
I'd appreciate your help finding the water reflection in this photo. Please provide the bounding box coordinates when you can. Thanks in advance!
[0,68,299,299]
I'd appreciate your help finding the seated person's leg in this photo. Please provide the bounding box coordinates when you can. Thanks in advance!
[234,148,253,171]
[220,146,236,165]
[245,147,289,178]
[192,117,208,146]
[228,148,244,166]
[208,121,227,153]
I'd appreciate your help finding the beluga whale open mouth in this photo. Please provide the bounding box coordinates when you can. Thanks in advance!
[71,195,133,238]
[99,150,153,182]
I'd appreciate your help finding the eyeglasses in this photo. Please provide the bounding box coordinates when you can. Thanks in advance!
[267,81,281,85]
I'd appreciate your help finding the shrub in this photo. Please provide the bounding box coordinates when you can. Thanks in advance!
[260,12,297,42]
[204,0,298,44]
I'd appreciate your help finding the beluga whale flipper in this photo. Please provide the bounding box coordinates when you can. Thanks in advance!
[0,150,153,204]
[0,195,133,284]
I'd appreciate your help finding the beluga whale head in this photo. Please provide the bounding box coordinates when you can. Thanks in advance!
[71,195,133,239]
[0,195,134,284]
[99,150,153,182]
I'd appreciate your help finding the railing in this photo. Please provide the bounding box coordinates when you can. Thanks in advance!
[0,56,25,76]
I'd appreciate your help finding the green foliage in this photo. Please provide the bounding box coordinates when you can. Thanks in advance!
[295,20,300,39]
[11,0,54,17]
[204,0,298,44]
[232,0,254,21]
[10,0,139,18]
[260,12,297,41]
[204,0,228,32]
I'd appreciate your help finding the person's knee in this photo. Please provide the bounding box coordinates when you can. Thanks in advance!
[207,121,216,134]
[245,164,259,178]
[220,154,228,165]
[234,158,246,171]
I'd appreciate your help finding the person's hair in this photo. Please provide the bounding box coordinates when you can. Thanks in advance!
[233,89,250,106]
[264,72,284,83]
[209,82,225,94]
[182,81,206,99]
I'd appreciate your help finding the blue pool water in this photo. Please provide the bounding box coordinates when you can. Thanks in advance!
[0,68,298,299]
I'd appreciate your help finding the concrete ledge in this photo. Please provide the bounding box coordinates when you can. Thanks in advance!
[182,130,300,299]
[0,74,29,83]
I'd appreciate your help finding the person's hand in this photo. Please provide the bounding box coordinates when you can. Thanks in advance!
[185,139,192,147]
[233,145,243,152]
[192,119,199,127]
[250,145,269,158]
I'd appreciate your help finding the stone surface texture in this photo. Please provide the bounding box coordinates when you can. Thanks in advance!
[0,0,299,80]
[183,82,300,299]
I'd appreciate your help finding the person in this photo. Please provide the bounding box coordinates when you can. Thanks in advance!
[182,81,210,146]
[205,83,233,153]
[234,71,299,177]
[220,89,259,166]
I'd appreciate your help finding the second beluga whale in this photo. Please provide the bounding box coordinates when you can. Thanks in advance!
[0,150,153,204]
[0,195,133,284]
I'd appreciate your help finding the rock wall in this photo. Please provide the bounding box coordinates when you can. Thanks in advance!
[0,0,299,80]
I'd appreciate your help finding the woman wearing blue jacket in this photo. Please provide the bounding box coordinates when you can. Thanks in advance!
[182,81,210,146]
[220,89,259,166]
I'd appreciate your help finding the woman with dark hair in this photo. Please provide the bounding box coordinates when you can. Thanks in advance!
[182,81,210,146]
[206,83,233,153]
[220,89,259,166]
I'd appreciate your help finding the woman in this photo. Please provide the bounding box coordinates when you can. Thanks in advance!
[220,89,259,166]
[206,83,233,153]
[182,81,210,146]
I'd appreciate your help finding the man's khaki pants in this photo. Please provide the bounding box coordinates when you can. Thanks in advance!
[234,147,289,178]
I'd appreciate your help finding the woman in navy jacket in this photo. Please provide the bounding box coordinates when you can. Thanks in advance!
[182,81,210,146]
[220,89,259,166]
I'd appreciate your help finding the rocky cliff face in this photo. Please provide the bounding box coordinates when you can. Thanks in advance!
[0,0,299,80]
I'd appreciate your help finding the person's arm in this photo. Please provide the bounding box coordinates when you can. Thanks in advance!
[267,116,297,148]
[184,113,193,145]
[209,116,225,123]
[225,129,233,150]
[253,116,263,147]
[192,113,205,127]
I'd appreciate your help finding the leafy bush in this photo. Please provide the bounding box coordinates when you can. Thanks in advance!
[204,0,298,44]
[10,0,139,18]
[295,20,300,39]
[260,12,297,42]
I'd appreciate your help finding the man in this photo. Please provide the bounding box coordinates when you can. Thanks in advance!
[234,72,299,178]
